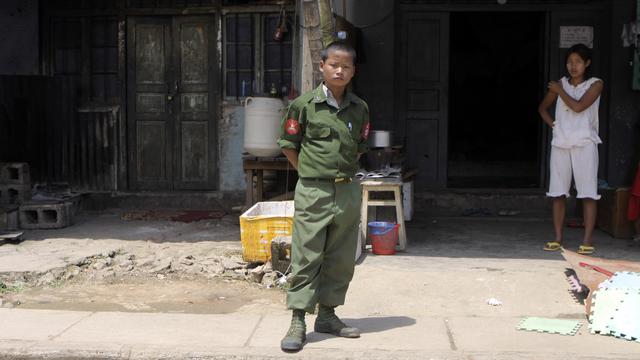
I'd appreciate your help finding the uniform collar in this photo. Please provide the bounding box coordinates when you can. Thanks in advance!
[312,82,354,109]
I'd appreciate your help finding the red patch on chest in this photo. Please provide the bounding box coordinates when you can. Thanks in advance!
[285,119,299,135]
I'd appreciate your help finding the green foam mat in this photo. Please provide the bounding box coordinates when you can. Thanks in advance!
[517,317,582,336]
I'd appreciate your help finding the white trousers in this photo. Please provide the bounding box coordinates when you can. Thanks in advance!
[547,142,600,200]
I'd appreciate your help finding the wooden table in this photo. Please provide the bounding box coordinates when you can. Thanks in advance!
[243,156,297,211]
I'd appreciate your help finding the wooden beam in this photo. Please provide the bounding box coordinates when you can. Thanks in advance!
[317,0,335,47]
[302,0,323,86]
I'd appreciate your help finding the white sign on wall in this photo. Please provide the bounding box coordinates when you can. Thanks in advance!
[560,26,594,48]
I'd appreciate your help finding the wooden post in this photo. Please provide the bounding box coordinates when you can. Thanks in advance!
[317,0,336,47]
[301,0,336,87]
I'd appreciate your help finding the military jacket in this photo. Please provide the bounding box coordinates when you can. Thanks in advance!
[277,84,370,179]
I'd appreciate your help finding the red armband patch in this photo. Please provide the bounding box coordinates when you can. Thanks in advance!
[362,122,370,139]
[285,119,299,135]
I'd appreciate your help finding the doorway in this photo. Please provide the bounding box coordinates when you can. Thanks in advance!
[448,12,545,188]
[127,16,218,191]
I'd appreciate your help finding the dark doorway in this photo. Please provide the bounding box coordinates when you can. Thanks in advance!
[448,12,545,188]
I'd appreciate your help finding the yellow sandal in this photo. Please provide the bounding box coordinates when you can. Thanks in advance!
[543,241,562,251]
[578,245,595,255]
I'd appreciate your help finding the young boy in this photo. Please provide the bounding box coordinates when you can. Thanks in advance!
[277,41,370,352]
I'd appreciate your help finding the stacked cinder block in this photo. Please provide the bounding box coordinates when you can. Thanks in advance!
[0,162,32,205]
[18,201,75,230]
[0,205,19,231]
[1,163,75,230]
[1,163,31,232]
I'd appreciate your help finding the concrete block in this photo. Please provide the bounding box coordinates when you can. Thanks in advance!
[0,205,19,231]
[270,235,291,275]
[19,201,74,229]
[0,162,30,185]
[0,184,32,204]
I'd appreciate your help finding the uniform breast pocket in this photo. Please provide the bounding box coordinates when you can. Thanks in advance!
[304,125,335,154]
[306,126,331,139]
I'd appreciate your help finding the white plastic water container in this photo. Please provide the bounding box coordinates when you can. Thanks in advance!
[243,97,285,157]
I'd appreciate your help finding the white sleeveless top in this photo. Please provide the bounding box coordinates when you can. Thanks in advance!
[551,76,602,149]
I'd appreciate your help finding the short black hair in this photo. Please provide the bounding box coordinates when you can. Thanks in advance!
[320,41,356,63]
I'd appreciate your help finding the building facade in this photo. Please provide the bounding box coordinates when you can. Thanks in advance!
[0,0,639,196]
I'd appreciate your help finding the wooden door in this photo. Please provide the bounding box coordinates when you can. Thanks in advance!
[127,17,172,190]
[397,12,449,189]
[127,16,218,190]
[172,16,218,190]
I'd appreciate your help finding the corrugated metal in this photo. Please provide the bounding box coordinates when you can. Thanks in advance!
[0,75,120,191]
[76,106,120,191]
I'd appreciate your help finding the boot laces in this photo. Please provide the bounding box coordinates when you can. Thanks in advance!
[319,308,347,328]
[287,318,306,336]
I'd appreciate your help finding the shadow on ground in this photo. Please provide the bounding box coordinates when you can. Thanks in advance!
[20,211,241,243]
[16,209,640,262]
[380,213,640,262]
[305,316,416,343]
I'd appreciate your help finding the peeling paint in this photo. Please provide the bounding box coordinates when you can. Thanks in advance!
[216,16,223,71]
[218,103,246,191]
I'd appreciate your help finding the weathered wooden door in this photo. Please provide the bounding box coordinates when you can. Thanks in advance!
[127,16,218,190]
[397,12,449,189]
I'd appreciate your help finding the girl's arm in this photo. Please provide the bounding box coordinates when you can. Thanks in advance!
[549,80,603,113]
[538,90,558,128]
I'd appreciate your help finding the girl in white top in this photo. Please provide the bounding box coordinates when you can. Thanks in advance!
[538,43,604,255]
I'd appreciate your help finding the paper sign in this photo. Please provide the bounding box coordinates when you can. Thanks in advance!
[560,26,594,48]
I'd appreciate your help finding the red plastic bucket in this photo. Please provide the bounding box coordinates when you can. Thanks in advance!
[368,222,400,255]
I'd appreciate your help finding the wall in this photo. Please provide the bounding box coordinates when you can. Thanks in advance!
[0,0,39,75]
[335,0,640,188]
[218,103,247,191]
[333,0,395,132]
[607,0,640,186]
[218,4,304,193]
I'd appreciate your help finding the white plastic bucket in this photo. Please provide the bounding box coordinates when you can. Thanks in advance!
[243,97,284,157]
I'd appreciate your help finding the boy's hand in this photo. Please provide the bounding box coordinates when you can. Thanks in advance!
[548,81,562,94]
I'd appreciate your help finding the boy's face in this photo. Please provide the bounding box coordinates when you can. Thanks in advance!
[319,49,355,90]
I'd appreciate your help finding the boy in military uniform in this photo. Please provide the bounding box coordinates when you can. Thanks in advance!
[277,41,370,352]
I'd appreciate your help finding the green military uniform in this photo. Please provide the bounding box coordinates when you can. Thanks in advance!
[278,83,370,314]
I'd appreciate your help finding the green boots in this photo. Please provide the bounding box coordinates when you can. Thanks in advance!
[281,309,306,352]
[281,306,360,352]
[314,304,361,338]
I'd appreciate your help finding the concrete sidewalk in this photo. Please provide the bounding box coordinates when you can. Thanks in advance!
[2,216,640,359]
[1,307,639,360]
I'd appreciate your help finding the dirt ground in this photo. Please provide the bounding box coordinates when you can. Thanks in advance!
[3,276,284,314]
[0,211,287,314]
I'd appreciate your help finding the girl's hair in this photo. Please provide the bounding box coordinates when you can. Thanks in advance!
[565,43,592,77]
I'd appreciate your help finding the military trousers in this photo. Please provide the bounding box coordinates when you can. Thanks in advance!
[286,178,361,313]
